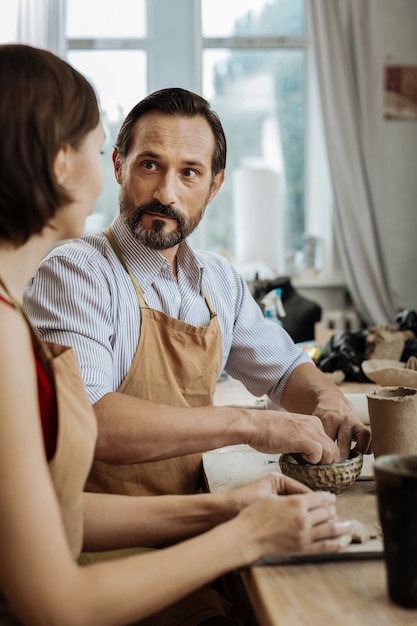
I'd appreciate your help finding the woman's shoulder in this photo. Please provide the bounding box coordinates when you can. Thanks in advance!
[0,300,34,382]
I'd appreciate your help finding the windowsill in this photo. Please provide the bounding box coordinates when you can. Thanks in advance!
[292,273,346,289]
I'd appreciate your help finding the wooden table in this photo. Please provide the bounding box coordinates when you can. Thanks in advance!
[214,375,377,420]
[208,377,417,626]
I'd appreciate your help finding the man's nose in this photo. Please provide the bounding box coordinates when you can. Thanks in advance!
[152,172,177,205]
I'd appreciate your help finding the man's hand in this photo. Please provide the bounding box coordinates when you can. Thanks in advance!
[312,392,371,460]
[246,410,340,464]
[279,363,372,461]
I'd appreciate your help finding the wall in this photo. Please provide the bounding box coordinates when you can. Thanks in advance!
[380,0,417,311]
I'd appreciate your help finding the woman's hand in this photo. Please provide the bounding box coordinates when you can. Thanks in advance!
[227,472,311,514]
[234,488,352,560]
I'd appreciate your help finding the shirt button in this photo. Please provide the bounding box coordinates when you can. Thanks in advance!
[174,296,181,304]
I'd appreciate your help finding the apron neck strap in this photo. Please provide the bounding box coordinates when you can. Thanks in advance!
[0,274,53,360]
[105,227,148,308]
[0,274,23,313]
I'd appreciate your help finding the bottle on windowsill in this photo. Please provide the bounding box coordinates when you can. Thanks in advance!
[262,288,286,327]
[275,288,286,319]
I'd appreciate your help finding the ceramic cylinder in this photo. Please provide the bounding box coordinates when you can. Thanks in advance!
[375,454,417,608]
[367,386,417,458]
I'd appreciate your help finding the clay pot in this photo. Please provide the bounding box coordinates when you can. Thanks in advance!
[279,449,363,493]
[366,386,417,458]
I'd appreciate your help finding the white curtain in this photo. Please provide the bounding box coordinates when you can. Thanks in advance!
[17,0,66,58]
[309,0,396,326]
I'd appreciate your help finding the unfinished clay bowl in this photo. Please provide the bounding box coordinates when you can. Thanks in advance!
[279,449,363,494]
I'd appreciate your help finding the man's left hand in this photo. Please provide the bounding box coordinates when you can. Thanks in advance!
[312,392,371,460]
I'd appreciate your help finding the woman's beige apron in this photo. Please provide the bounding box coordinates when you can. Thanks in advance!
[0,285,249,626]
[85,227,223,497]
[39,340,98,553]
[0,289,97,624]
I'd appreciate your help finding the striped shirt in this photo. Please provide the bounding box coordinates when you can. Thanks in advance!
[24,212,311,405]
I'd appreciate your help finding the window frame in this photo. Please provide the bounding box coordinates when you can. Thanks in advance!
[66,0,338,280]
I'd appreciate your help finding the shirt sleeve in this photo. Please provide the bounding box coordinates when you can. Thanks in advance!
[24,243,117,405]
[213,261,312,403]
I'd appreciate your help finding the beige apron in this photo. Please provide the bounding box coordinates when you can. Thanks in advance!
[80,239,251,624]
[0,286,249,626]
[39,339,97,555]
[0,286,97,624]
[81,234,249,624]
[85,227,223,496]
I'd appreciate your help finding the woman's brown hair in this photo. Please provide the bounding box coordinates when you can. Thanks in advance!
[0,44,100,245]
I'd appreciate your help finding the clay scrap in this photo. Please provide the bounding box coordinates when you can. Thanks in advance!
[349,519,381,544]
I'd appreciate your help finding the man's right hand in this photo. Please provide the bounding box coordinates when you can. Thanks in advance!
[246,409,340,464]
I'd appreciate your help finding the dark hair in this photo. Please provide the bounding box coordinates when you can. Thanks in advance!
[114,88,226,175]
[0,44,100,245]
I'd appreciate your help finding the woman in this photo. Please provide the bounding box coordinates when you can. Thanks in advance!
[0,44,352,626]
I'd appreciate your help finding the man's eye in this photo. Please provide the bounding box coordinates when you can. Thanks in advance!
[183,169,197,178]
[143,161,155,170]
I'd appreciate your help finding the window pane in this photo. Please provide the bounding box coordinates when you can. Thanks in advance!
[68,50,146,122]
[68,50,147,227]
[0,0,18,42]
[202,48,305,264]
[201,0,305,37]
[66,0,146,38]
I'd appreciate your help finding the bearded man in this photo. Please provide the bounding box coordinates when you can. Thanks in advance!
[25,88,370,499]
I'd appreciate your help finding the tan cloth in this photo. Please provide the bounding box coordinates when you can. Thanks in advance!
[0,294,97,624]
[86,227,223,496]
[365,324,415,361]
[39,340,97,555]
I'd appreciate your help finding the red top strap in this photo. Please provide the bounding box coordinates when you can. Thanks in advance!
[0,294,13,306]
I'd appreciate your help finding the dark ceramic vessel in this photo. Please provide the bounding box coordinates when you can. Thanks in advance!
[375,454,417,608]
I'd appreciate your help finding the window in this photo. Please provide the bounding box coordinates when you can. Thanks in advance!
[65,0,334,277]
[0,1,18,43]
[66,0,147,230]
[201,0,306,271]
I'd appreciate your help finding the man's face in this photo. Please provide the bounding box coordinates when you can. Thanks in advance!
[113,111,224,250]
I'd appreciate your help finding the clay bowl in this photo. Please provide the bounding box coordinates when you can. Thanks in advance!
[279,449,363,494]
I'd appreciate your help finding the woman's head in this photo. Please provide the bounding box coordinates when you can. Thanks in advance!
[0,44,101,245]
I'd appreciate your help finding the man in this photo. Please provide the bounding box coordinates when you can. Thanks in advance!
[25,88,371,497]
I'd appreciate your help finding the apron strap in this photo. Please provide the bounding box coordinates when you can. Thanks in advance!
[201,285,216,319]
[105,227,216,317]
[0,275,54,361]
[105,227,148,308]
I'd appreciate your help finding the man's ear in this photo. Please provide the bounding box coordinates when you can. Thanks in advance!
[207,170,225,204]
[113,149,123,184]
[54,144,70,185]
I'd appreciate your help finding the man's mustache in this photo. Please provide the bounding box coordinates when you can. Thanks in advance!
[135,201,184,225]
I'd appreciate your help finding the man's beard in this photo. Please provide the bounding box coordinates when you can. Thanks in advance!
[120,195,207,250]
